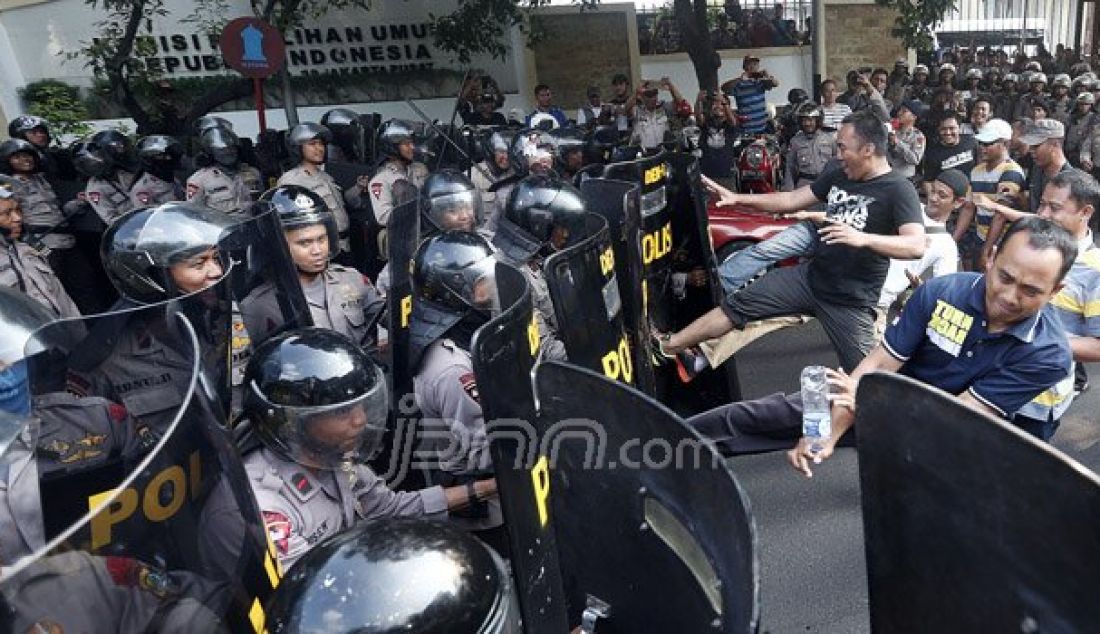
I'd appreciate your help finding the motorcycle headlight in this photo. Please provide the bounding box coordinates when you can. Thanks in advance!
[745,146,764,168]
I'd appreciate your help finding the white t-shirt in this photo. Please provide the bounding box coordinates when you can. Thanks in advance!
[878,210,959,308]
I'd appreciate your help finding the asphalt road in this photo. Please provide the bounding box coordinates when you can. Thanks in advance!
[720,319,1100,633]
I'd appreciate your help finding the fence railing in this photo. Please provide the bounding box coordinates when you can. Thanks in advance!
[636,1,813,56]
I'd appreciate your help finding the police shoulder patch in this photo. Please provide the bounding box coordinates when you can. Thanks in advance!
[458,372,479,402]
[370,182,383,199]
[262,510,293,555]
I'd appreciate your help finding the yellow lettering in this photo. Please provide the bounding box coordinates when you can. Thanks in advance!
[143,465,186,522]
[249,598,266,633]
[601,348,621,379]
[530,455,551,527]
[89,488,138,550]
[600,337,634,384]
[400,295,412,329]
[643,163,668,185]
[527,314,540,356]
[642,223,673,265]
[599,247,615,276]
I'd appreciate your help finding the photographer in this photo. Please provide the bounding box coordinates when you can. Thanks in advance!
[720,55,779,134]
[838,69,890,123]
[628,77,686,150]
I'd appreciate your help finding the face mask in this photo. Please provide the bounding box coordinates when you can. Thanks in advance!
[0,361,31,417]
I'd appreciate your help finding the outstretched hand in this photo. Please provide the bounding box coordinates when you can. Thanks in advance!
[701,174,742,208]
[818,218,870,248]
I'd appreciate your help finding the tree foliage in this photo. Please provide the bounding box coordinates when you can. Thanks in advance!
[430,0,598,64]
[875,0,958,53]
[17,80,94,145]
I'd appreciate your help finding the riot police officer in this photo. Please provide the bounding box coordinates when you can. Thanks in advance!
[492,174,588,361]
[1050,73,1074,123]
[241,328,495,569]
[483,128,555,233]
[186,126,261,215]
[409,232,507,545]
[7,115,76,182]
[0,179,79,319]
[364,120,429,227]
[73,130,137,224]
[263,519,520,632]
[783,102,835,190]
[277,123,352,253]
[241,185,381,345]
[550,126,585,180]
[320,108,366,163]
[130,135,184,206]
[470,129,515,215]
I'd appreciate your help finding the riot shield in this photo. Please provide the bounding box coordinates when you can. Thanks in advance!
[543,213,635,386]
[470,263,570,633]
[856,372,1100,633]
[579,177,655,396]
[2,299,281,633]
[372,198,420,486]
[535,361,760,633]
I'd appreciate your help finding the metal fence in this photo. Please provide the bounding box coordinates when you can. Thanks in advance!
[636,1,813,56]
[935,0,1083,54]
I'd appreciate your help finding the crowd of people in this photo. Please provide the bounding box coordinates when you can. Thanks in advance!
[0,42,1097,626]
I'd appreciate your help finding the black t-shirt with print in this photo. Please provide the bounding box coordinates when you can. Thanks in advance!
[808,165,924,307]
[699,122,739,179]
[921,136,978,181]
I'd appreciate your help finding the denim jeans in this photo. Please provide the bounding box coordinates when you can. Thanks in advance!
[717,220,818,296]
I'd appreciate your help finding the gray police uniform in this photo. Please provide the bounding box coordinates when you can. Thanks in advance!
[0,437,43,564]
[494,255,566,361]
[471,161,513,223]
[277,165,352,248]
[784,130,836,190]
[185,165,256,215]
[1,238,80,319]
[68,321,193,435]
[85,171,136,224]
[1050,96,1074,124]
[1064,112,1095,163]
[364,159,428,227]
[243,446,447,569]
[13,174,73,251]
[241,264,380,346]
[130,172,180,206]
[414,338,502,532]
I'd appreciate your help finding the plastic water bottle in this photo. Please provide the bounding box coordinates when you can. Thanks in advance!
[801,365,832,455]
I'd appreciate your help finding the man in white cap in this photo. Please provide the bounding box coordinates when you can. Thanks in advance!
[949,118,1025,269]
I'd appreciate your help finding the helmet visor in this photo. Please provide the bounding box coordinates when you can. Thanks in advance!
[250,365,390,470]
[427,191,481,232]
[444,253,500,315]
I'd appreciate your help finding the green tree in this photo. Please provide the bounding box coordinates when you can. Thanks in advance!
[875,0,958,53]
[17,80,94,145]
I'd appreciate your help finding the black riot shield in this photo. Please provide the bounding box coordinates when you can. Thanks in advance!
[3,299,281,633]
[470,264,571,633]
[535,361,760,633]
[856,372,1100,633]
[543,213,635,386]
[579,178,655,396]
[373,199,420,486]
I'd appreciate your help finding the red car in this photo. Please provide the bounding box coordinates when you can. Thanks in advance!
[707,200,795,264]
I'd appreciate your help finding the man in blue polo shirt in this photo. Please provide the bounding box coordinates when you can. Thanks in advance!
[685,216,1075,478]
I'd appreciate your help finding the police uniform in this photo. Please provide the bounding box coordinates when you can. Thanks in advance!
[0,436,43,563]
[277,165,352,247]
[241,264,381,346]
[413,338,503,532]
[1,238,80,319]
[1050,95,1074,124]
[185,166,254,215]
[365,159,429,227]
[471,160,512,221]
[1064,112,1095,164]
[129,171,181,206]
[784,130,836,189]
[1,551,225,633]
[85,171,136,224]
[243,446,447,569]
[68,318,194,434]
[630,102,675,150]
[13,173,72,251]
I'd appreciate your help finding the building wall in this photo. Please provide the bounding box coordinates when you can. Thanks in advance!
[641,47,813,107]
[823,2,908,81]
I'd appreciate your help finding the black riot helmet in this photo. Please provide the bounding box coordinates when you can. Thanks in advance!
[420,169,482,234]
[193,115,233,136]
[199,126,241,168]
[585,124,620,165]
[264,518,521,634]
[550,127,585,174]
[258,184,339,256]
[496,174,588,261]
[0,139,41,174]
[509,128,556,176]
[413,231,499,315]
[7,115,50,146]
[100,201,237,304]
[377,119,416,161]
[73,130,131,177]
[787,88,810,106]
[244,328,389,470]
[321,108,365,162]
[285,122,332,164]
[136,134,183,179]
[480,128,516,176]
